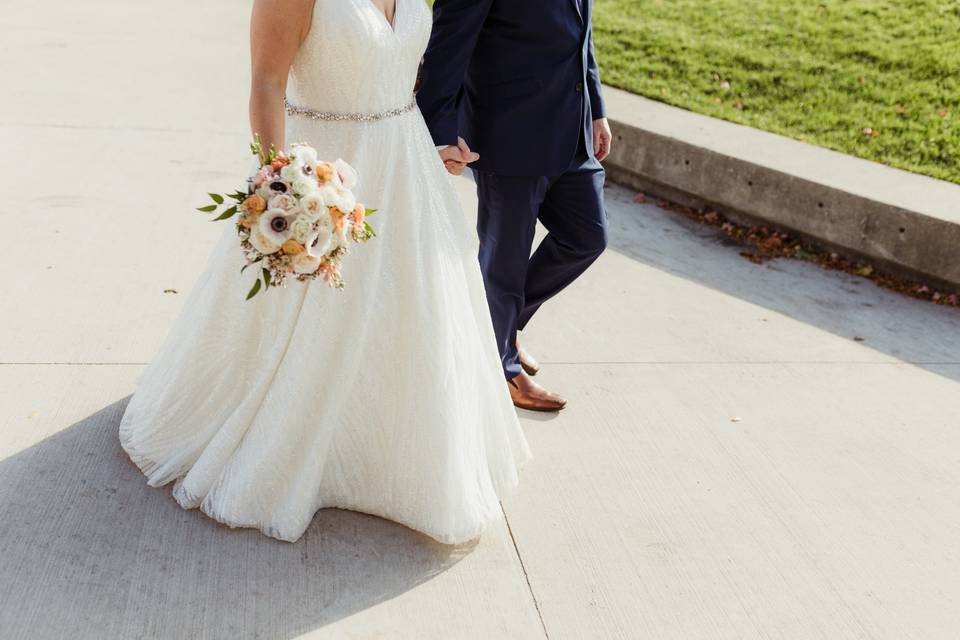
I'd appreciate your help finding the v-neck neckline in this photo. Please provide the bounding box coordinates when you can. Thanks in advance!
[365,0,399,33]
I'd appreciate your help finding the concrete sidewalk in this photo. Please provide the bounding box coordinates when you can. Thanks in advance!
[3,2,960,638]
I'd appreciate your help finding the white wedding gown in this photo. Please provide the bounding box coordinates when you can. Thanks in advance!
[119,0,530,544]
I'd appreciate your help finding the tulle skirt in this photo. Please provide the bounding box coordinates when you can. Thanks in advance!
[119,109,531,543]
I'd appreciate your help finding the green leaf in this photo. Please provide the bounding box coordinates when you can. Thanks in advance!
[240,256,263,274]
[209,193,224,204]
[364,221,376,238]
[262,268,272,289]
[212,205,238,221]
[245,277,262,300]
[197,204,218,212]
[228,191,247,202]
[365,208,378,216]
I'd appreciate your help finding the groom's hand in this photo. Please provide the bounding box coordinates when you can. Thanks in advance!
[438,137,480,176]
[593,118,612,162]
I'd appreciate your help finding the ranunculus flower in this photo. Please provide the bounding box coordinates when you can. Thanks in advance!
[249,227,280,254]
[315,162,335,185]
[281,239,305,255]
[289,215,315,243]
[292,179,318,197]
[259,208,293,245]
[292,251,322,275]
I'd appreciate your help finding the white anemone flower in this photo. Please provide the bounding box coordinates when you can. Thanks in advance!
[290,144,319,170]
[333,158,358,190]
[305,228,333,258]
[259,208,294,246]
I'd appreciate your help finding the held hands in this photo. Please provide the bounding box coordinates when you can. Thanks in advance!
[439,137,480,176]
[593,117,612,162]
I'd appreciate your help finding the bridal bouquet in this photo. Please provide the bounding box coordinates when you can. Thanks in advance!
[199,137,376,299]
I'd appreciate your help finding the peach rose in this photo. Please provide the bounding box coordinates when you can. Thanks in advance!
[282,239,305,255]
[351,203,365,225]
[271,155,290,171]
[244,194,267,215]
[315,162,335,185]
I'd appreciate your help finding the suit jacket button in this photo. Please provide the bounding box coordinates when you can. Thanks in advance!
[576,82,584,93]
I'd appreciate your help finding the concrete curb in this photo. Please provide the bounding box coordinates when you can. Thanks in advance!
[602,86,960,292]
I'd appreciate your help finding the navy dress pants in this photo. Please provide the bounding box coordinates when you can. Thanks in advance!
[474,140,608,378]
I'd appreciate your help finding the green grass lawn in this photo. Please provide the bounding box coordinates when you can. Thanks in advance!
[593,0,959,184]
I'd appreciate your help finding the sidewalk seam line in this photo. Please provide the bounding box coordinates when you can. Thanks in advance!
[0,362,149,366]
[502,503,550,639]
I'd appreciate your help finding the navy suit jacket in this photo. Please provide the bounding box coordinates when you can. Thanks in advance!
[417,0,606,177]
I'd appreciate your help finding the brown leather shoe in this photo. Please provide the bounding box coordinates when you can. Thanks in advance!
[507,371,566,412]
[516,341,540,376]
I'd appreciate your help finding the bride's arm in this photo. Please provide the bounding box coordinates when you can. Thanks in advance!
[249,0,314,152]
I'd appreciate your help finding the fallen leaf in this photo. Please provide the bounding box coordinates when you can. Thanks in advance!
[633,192,647,204]
[163,288,178,294]
[854,265,874,276]
[720,80,731,92]
[853,336,865,342]
[730,416,742,422]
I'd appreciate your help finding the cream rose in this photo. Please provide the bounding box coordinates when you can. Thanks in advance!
[299,194,325,220]
[292,251,322,275]
[249,227,280,255]
[268,194,297,211]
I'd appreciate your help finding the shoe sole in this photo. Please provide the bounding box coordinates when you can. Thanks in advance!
[512,400,566,412]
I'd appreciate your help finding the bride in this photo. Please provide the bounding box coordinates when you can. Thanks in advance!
[119,0,530,544]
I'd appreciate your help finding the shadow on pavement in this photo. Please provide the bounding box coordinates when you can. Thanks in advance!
[603,187,960,383]
[0,399,469,639]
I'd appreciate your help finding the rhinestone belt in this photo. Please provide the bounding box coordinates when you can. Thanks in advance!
[284,97,418,122]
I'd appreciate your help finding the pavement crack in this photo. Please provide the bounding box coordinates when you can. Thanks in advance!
[502,503,551,639]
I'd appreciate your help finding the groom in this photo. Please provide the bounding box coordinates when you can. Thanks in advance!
[418,0,611,412]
